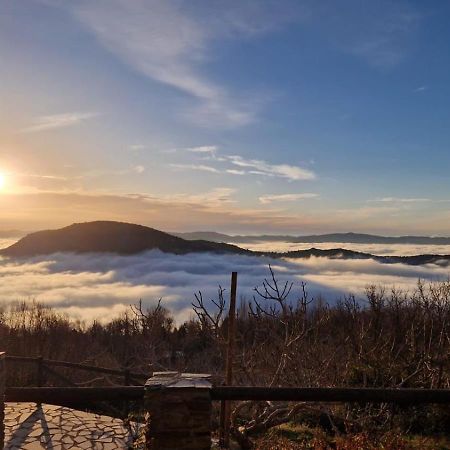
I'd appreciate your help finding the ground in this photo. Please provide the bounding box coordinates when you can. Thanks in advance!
[3,402,139,449]
[254,423,450,450]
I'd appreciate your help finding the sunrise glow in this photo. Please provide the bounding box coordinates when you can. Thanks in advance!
[1,4,450,448]
[0,173,5,191]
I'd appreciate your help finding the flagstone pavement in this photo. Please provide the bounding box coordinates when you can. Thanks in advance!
[3,402,138,449]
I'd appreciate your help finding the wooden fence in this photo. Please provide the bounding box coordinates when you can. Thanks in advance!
[5,355,148,387]
[2,359,450,450]
[4,354,450,405]
[5,385,450,404]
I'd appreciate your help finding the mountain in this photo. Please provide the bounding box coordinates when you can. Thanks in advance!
[172,231,232,242]
[1,221,449,267]
[0,221,248,257]
[175,231,450,245]
[278,248,450,266]
[291,232,450,245]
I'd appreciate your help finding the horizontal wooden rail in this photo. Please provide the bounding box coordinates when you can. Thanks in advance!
[5,355,147,380]
[211,387,450,404]
[6,386,145,403]
[5,386,450,405]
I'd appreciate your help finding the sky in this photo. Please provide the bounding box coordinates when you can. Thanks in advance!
[1,0,450,235]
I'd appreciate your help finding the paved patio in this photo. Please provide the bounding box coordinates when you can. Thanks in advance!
[3,402,138,449]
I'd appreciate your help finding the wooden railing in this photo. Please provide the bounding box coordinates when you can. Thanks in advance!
[5,355,148,387]
[4,385,450,404]
[2,355,450,449]
[5,354,450,406]
[211,386,450,404]
[4,355,450,405]
[3,355,150,418]
[2,364,450,450]
[5,386,144,403]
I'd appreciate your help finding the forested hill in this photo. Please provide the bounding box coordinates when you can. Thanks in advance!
[0,221,248,257]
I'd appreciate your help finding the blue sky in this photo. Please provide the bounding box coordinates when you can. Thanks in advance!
[0,0,449,235]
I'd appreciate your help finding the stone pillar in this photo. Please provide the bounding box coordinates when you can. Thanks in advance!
[145,372,212,450]
[0,352,5,449]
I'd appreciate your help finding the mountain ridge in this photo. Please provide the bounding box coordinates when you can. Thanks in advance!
[0,221,248,257]
[174,231,450,245]
[1,221,449,267]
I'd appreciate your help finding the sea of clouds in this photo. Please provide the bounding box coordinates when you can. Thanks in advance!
[233,240,450,256]
[0,246,448,324]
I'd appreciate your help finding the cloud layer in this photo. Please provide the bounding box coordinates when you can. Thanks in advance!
[230,240,450,257]
[0,250,447,324]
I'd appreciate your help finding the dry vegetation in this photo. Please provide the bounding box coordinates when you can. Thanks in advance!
[1,267,449,448]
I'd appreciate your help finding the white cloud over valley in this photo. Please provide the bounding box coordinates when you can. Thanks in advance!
[0,249,447,324]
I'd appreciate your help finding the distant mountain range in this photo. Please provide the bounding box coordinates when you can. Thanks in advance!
[174,231,450,245]
[1,221,449,266]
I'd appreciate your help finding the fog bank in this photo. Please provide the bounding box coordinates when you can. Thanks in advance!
[0,250,448,323]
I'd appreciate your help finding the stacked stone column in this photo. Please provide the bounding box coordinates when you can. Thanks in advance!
[145,372,212,450]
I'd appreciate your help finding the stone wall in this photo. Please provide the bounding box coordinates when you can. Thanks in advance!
[0,352,5,449]
[145,372,212,450]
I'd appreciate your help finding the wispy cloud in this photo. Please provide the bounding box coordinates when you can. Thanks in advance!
[21,112,97,133]
[414,85,428,92]
[3,189,450,235]
[18,173,68,181]
[186,145,218,155]
[64,165,149,181]
[61,1,300,128]
[133,165,146,174]
[166,144,316,181]
[126,187,237,208]
[164,145,218,155]
[8,171,75,193]
[128,144,147,151]
[373,197,431,203]
[0,188,305,233]
[259,193,319,204]
[167,187,236,207]
[334,205,403,221]
[169,164,220,173]
[370,197,450,206]
[226,169,246,176]
[226,155,316,181]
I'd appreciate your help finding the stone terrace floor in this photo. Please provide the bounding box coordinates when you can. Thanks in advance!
[3,402,137,449]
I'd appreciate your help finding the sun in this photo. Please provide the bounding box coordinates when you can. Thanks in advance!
[0,173,5,190]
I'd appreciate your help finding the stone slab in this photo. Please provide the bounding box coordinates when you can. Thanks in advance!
[3,402,141,449]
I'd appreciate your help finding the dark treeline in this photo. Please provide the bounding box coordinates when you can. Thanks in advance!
[1,268,449,446]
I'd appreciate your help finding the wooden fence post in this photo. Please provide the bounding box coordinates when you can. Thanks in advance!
[219,272,238,448]
[36,356,44,388]
[123,368,131,417]
[124,368,131,386]
[0,352,5,449]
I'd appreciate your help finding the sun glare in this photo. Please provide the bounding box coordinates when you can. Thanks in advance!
[0,173,5,190]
